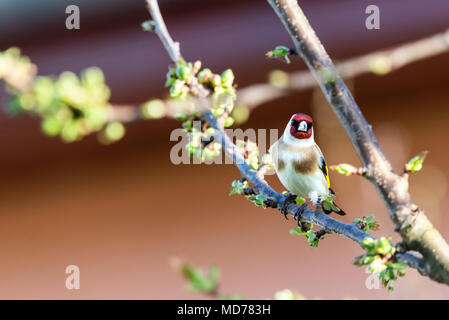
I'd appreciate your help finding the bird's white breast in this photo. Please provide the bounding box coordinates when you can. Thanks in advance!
[270,137,329,201]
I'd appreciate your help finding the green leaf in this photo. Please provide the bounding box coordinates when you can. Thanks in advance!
[221,69,235,88]
[41,117,62,136]
[368,257,387,274]
[176,61,193,81]
[208,265,220,287]
[289,227,306,236]
[266,46,292,63]
[141,20,155,32]
[224,117,234,127]
[405,151,428,172]
[333,163,356,176]
[352,215,379,231]
[375,237,394,255]
[322,200,331,211]
[229,179,248,196]
[182,119,193,130]
[197,68,213,84]
[251,194,267,208]
[211,74,222,87]
[361,237,375,251]
[174,113,188,122]
[169,79,185,98]
[307,231,320,248]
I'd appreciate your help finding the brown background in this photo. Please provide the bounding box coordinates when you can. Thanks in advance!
[0,0,449,299]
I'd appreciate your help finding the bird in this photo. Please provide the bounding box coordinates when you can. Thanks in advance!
[269,113,346,216]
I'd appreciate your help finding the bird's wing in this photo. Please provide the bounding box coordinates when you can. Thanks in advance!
[315,144,330,189]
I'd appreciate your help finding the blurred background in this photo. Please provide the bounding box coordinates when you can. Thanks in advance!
[0,0,449,299]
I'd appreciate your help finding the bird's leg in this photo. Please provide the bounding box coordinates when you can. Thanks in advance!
[280,193,297,219]
[294,201,313,231]
[316,195,327,214]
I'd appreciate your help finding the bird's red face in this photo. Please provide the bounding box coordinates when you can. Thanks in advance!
[289,113,313,139]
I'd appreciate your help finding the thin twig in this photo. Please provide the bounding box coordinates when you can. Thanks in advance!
[106,27,449,123]
[146,0,182,62]
[239,28,449,109]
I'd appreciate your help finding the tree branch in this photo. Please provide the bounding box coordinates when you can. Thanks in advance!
[106,27,449,124]
[146,0,181,62]
[267,0,449,284]
[239,27,449,109]
[146,0,429,279]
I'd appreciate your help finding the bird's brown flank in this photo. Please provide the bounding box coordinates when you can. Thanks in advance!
[277,139,318,175]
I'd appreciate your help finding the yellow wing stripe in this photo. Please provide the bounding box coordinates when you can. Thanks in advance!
[325,163,330,188]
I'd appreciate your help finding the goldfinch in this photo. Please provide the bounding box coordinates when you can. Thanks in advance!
[269,113,345,216]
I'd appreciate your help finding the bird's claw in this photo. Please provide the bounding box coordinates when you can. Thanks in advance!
[294,202,312,231]
[281,193,297,219]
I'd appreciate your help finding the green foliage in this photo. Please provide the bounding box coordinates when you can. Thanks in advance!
[266,46,292,64]
[220,69,235,88]
[231,105,250,125]
[180,263,220,294]
[164,59,238,164]
[236,139,259,170]
[1,50,122,143]
[332,163,356,176]
[174,260,243,299]
[322,195,342,214]
[405,151,428,172]
[166,60,236,113]
[0,47,36,91]
[230,179,272,209]
[197,68,213,84]
[249,194,268,208]
[141,20,155,32]
[141,99,166,119]
[182,120,222,163]
[352,215,379,232]
[354,237,408,291]
[229,179,249,196]
[0,48,125,143]
[290,226,321,248]
[224,116,234,127]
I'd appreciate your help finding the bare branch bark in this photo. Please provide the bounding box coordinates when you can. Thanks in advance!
[267,0,449,285]
[146,0,181,62]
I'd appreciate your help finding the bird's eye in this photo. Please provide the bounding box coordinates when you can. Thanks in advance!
[298,121,308,132]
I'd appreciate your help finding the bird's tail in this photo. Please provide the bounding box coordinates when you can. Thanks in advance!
[322,188,346,216]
